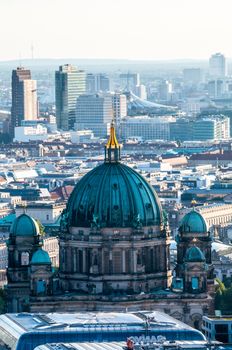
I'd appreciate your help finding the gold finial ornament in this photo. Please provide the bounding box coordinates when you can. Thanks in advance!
[106,121,119,149]
[105,120,121,163]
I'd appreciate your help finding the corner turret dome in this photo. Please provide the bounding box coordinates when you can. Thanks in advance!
[63,124,162,229]
[185,246,206,262]
[179,210,207,233]
[31,248,51,265]
[10,214,40,236]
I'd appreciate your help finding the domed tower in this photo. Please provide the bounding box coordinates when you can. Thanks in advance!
[7,214,42,312]
[59,122,171,296]
[30,248,53,297]
[176,210,214,294]
[183,246,207,293]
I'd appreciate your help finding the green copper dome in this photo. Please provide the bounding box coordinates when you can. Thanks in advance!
[185,246,206,262]
[179,210,207,233]
[31,248,51,265]
[65,162,162,228]
[10,214,40,236]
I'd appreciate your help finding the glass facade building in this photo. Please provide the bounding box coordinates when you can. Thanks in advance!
[11,67,38,138]
[75,94,113,138]
[55,64,86,131]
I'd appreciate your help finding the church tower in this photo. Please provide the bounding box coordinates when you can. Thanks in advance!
[175,210,214,295]
[7,214,42,312]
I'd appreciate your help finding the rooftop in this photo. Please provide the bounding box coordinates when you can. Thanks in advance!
[0,311,198,336]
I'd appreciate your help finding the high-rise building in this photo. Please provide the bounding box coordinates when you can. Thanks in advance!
[55,64,86,131]
[75,94,113,137]
[158,80,173,101]
[135,84,147,100]
[112,93,127,130]
[119,73,140,91]
[86,73,110,93]
[11,67,38,138]
[209,53,226,78]
[208,79,224,98]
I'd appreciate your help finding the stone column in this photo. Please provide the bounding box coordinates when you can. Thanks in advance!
[133,250,137,273]
[73,248,77,273]
[122,250,126,273]
[83,249,86,273]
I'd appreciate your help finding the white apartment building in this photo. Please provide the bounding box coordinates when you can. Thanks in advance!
[121,116,175,141]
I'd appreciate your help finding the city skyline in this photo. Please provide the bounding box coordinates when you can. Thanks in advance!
[1,0,232,61]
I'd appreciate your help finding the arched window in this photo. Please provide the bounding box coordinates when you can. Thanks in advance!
[21,252,29,266]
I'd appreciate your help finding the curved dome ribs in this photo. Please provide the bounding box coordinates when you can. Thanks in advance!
[95,164,111,226]
[117,164,137,226]
[65,162,162,229]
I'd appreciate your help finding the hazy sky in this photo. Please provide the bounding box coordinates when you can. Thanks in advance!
[1,0,232,61]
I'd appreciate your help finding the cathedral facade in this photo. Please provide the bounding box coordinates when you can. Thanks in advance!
[6,124,214,328]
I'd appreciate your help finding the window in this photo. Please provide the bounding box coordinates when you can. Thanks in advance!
[21,252,29,266]
[192,277,199,290]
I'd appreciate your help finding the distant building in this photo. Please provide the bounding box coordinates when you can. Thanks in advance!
[70,130,94,143]
[11,67,38,138]
[86,73,110,93]
[208,79,224,98]
[75,94,113,137]
[14,123,48,142]
[192,117,230,141]
[112,93,127,132]
[15,202,65,225]
[158,80,173,101]
[183,68,202,85]
[170,119,193,141]
[55,64,86,131]
[121,116,173,141]
[209,53,226,78]
[170,116,230,141]
[135,84,147,100]
[119,72,140,91]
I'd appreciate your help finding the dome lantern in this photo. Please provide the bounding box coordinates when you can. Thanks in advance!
[105,121,121,163]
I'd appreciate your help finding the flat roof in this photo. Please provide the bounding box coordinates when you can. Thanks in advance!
[0,310,195,336]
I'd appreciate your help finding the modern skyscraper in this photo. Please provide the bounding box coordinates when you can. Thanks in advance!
[86,73,110,93]
[119,73,140,91]
[209,53,226,78]
[11,67,38,138]
[55,64,86,131]
[112,93,127,130]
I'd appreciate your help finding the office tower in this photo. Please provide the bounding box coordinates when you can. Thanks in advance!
[75,94,113,137]
[208,79,224,98]
[135,84,147,100]
[119,73,140,91]
[158,80,173,101]
[112,93,127,130]
[55,64,86,131]
[11,67,38,138]
[209,53,226,78]
[86,73,110,93]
